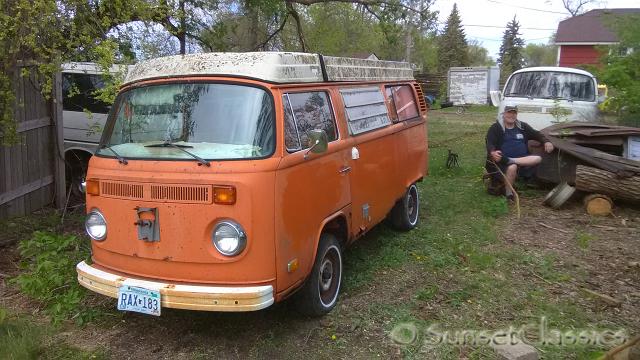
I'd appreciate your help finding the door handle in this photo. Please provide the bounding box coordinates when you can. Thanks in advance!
[338,166,352,174]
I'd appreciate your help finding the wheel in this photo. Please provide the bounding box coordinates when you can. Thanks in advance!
[456,106,465,115]
[65,151,90,204]
[295,233,342,316]
[390,183,420,231]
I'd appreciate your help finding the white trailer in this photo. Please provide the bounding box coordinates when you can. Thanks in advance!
[447,66,500,105]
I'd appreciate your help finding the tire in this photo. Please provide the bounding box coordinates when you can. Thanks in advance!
[65,152,90,204]
[295,233,342,316]
[390,183,420,231]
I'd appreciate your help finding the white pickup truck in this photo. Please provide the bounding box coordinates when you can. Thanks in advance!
[491,66,603,130]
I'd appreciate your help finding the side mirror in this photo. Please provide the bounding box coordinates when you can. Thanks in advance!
[490,91,502,107]
[304,129,328,159]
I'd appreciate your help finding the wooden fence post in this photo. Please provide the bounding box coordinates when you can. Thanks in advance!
[52,71,66,210]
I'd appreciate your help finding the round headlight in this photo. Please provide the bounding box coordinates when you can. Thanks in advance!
[212,221,247,256]
[85,210,107,241]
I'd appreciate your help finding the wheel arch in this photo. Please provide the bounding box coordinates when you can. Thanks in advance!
[306,209,350,276]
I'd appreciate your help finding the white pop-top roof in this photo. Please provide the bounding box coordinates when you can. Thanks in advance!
[511,66,596,78]
[123,52,414,85]
[62,62,131,75]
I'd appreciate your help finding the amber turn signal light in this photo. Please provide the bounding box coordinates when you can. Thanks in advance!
[86,179,100,196]
[214,186,236,205]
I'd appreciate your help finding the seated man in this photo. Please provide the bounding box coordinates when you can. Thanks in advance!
[485,105,554,199]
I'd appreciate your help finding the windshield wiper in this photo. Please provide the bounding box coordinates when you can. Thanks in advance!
[144,142,211,167]
[100,144,128,165]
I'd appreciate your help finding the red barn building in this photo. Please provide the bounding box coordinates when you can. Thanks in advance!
[555,8,640,68]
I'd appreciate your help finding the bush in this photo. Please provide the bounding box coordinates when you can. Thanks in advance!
[596,14,640,120]
[12,231,99,324]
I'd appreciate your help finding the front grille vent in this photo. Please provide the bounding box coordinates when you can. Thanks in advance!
[101,181,144,199]
[151,184,210,203]
[99,181,212,204]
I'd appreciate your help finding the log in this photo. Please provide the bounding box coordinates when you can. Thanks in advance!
[583,194,613,216]
[575,165,640,203]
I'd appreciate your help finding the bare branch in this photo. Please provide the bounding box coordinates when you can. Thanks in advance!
[562,0,593,17]
[362,4,383,21]
[254,14,290,51]
[288,0,421,14]
[286,2,307,52]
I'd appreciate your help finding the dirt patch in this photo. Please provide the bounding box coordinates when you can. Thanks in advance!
[500,195,640,332]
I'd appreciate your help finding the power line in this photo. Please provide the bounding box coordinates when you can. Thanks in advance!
[468,36,554,42]
[485,0,568,15]
[463,23,556,31]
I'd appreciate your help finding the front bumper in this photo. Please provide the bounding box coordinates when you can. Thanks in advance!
[76,261,274,312]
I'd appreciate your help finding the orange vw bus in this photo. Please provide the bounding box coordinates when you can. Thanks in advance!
[77,52,428,316]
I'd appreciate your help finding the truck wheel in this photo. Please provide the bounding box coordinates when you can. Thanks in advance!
[390,183,420,231]
[295,233,342,316]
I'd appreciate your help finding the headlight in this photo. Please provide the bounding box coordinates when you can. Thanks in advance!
[212,220,247,256]
[85,209,107,241]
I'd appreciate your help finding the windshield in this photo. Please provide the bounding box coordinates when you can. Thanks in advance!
[504,71,595,101]
[97,83,275,160]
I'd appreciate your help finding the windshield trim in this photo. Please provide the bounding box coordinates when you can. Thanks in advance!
[504,70,596,102]
[96,80,277,162]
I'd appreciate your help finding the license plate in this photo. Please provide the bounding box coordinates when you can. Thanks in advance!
[117,285,161,316]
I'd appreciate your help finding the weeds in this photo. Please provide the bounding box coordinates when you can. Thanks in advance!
[576,231,596,250]
[0,307,42,360]
[11,231,100,325]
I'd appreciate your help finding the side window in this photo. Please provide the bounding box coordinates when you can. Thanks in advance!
[62,73,111,114]
[340,87,391,135]
[386,85,419,122]
[283,91,337,152]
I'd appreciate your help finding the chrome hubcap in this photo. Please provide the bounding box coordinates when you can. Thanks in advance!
[319,259,333,291]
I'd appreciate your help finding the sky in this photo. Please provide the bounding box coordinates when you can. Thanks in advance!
[431,0,640,59]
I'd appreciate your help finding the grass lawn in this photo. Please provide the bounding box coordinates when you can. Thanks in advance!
[1,106,636,359]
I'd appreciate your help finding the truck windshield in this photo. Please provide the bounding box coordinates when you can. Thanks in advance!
[504,71,595,102]
[97,83,275,161]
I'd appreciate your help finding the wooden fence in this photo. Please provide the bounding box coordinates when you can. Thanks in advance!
[0,66,65,219]
[414,73,447,98]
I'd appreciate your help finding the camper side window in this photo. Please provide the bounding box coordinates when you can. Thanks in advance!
[283,92,337,152]
[386,85,419,122]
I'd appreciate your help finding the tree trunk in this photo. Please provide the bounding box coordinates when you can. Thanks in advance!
[179,0,186,54]
[404,23,412,62]
[575,165,640,203]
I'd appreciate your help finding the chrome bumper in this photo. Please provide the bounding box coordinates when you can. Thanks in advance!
[76,261,274,312]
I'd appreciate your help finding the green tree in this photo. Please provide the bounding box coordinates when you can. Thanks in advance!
[523,43,557,67]
[597,14,640,123]
[437,3,468,73]
[0,0,149,144]
[304,4,382,56]
[467,40,495,66]
[498,16,525,83]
